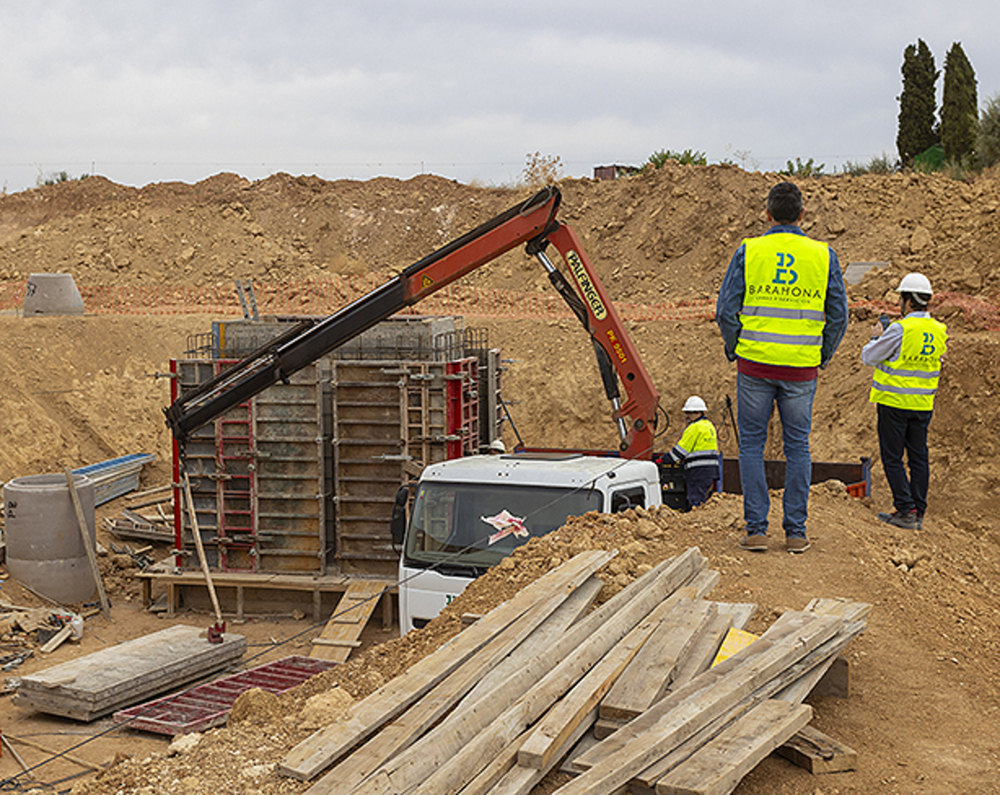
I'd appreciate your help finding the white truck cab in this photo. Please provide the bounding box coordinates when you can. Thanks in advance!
[397,451,662,634]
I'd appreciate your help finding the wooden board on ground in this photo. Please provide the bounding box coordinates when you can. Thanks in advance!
[12,624,246,721]
[655,699,812,795]
[776,724,858,774]
[311,579,387,663]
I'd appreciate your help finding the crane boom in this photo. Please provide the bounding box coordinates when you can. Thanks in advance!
[164,186,660,458]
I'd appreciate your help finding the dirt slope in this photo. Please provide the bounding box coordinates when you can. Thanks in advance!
[1,167,999,794]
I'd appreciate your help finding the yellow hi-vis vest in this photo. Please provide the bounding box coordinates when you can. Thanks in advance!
[736,233,830,367]
[869,315,947,410]
[669,418,719,472]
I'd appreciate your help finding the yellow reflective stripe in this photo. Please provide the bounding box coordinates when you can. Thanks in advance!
[741,306,827,322]
[740,330,823,346]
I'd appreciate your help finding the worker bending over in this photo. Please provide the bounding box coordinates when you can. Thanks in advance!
[862,272,947,530]
[666,396,719,508]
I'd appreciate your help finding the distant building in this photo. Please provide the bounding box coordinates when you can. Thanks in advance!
[593,164,642,181]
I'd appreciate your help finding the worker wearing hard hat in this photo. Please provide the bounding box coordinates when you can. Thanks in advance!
[665,396,720,508]
[862,273,947,530]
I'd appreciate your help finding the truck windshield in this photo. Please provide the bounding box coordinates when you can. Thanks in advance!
[403,481,603,571]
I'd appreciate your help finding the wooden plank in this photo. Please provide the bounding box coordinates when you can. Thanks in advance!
[64,468,110,618]
[278,549,616,782]
[519,597,700,770]
[629,620,866,791]
[182,473,223,625]
[350,549,706,795]
[310,579,386,663]
[301,575,609,795]
[669,613,734,692]
[600,600,717,722]
[398,552,708,795]
[713,602,757,630]
[39,624,74,654]
[460,732,529,795]
[5,733,103,772]
[311,638,362,649]
[464,576,604,706]
[654,700,812,795]
[559,612,841,794]
[775,724,858,774]
[560,729,601,775]
[493,707,599,795]
[14,625,246,720]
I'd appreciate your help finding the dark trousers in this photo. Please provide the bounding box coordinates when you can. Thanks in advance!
[877,403,932,515]
[685,467,717,508]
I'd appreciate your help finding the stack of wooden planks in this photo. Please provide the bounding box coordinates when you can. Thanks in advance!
[13,625,246,721]
[277,547,868,795]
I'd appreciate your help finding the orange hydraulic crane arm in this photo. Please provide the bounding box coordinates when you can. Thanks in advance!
[165,186,660,458]
[526,222,659,457]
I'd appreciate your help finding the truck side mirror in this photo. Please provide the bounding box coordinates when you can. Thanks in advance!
[390,486,409,546]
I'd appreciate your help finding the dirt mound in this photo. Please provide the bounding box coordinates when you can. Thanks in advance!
[3,166,1000,305]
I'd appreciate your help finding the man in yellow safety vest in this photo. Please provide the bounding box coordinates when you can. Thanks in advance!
[862,272,947,530]
[665,395,720,508]
[716,182,849,554]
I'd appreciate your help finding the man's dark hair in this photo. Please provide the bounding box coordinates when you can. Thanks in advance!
[766,182,803,224]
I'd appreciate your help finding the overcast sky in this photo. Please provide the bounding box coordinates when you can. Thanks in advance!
[1,1,996,194]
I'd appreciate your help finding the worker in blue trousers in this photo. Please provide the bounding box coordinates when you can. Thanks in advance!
[665,396,720,508]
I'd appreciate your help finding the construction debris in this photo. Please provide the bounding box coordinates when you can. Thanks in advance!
[72,453,156,506]
[276,548,867,795]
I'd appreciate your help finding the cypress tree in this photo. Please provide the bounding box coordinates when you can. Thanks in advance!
[941,42,978,163]
[897,39,939,165]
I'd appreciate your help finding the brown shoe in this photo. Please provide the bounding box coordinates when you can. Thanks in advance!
[786,537,811,554]
[739,534,768,552]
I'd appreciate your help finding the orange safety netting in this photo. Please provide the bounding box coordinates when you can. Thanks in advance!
[1,278,997,329]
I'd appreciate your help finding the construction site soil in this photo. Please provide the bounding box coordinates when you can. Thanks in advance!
[1,164,999,793]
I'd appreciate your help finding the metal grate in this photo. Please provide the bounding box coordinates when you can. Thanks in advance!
[112,655,336,735]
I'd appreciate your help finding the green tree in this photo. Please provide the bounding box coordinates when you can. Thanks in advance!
[896,39,939,165]
[977,93,1000,168]
[940,42,978,163]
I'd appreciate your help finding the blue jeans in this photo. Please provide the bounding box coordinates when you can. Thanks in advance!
[737,371,817,539]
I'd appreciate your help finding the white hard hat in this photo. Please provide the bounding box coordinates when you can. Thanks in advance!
[896,272,933,296]
[489,439,506,452]
[683,396,707,413]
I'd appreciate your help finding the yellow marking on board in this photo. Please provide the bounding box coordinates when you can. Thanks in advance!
[711,627,759,667]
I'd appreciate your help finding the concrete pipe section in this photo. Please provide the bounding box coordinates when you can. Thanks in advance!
[3,473,97,604]
[22,273,85,315]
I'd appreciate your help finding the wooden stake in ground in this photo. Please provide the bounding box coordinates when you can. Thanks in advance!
[182,472,225,630]
[5,733,104,772]
[63,467,111,619]
[2,735,36,779]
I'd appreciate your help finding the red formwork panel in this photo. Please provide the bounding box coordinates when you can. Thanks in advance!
[112,655,336,736]
[446,357,479,459]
